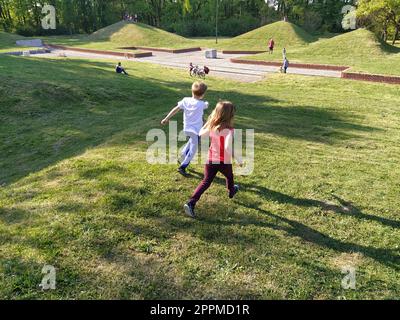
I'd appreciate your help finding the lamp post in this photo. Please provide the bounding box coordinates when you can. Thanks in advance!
[215,0,219,44]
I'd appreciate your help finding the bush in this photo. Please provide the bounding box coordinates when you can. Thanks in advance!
[302,11,323,33]
[168,20,214,37]
[219,15,259,37]
[15,24,71,37]
[165,14,259,38]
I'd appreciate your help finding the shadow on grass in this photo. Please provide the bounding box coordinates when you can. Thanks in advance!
[0,204,269,299]
[235,202,400,271]
[0,207,32,225]
[189,170,400,230]
[91,174,400,271]
[1,176,397,298]
[289,23,319,44]
[380,40,400,54]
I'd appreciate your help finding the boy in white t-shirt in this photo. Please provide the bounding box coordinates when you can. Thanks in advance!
[161,82,209,176]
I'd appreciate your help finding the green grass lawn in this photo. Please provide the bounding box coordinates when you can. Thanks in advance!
[0,55,400,299]
[245,29,400,76]
[0,31,36,53]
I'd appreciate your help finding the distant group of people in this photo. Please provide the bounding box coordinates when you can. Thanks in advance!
[268,37,289,74]
[124,13,138,23]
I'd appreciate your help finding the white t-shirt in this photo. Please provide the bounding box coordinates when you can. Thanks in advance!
[178,97,208,135]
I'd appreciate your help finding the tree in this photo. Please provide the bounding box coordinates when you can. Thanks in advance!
[1,0,381,38]
[358,0,400,44]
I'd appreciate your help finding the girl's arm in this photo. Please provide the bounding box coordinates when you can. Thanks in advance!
[199,125,210,137]
[161,106,181,125]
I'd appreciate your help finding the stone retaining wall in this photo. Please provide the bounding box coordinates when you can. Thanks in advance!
[230,58,349,71]
[47,45,152,58]
[222,50,267,54]
[342,72,400,85]
[231,58,400,85]
[4,49,51,56]
[119,46,201,54]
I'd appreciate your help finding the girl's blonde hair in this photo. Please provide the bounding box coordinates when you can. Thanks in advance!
[205,101,236,131]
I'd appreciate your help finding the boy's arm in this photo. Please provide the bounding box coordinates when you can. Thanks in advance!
[161,106,181,125]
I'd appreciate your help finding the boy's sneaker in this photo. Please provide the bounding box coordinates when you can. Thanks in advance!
[184,202,196,218]
[178,167,188,177]
[229,185,240,199]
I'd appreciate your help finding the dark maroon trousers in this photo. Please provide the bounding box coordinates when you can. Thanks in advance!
[189,163,235,205]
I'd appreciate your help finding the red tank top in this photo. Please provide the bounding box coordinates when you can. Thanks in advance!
[208,128,234,164]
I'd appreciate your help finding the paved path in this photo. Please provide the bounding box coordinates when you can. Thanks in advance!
[137,50,342,82]
[36,49,342,83]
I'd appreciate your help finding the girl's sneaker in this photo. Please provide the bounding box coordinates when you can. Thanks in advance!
[184,202,196,218]
[229,185,240,199]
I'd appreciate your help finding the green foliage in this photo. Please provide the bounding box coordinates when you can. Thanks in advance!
[357,0,400,44]
[1,0,359,37]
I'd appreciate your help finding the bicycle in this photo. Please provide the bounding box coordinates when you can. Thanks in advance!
[189,63,210,79]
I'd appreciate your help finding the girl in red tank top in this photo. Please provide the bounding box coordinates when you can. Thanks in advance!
[184,101,243,218]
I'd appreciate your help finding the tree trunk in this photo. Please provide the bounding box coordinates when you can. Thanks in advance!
[393,25,399,45]
[382,30,387,42]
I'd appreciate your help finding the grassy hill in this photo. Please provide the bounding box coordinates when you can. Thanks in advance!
[0,31,26,52]
[87,21,193,49]
[221,21,317,51]
[44,21,196,50]
[1,54,400,299]
[245,28,400,75]
[44,21,317,51]
[297,28,397,59]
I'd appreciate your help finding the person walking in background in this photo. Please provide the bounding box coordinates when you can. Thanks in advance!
[268,38,275,54]
[283,47,287,59]
[282,57,289,73]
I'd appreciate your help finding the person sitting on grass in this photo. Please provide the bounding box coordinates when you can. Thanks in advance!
[116,62,129,75]
[184,101,242,218]
[161,81,209,176]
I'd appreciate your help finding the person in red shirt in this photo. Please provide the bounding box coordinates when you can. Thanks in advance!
[268,38,275,54]
[184,101,243,218]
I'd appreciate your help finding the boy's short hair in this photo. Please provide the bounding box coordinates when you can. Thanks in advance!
[192,81,208,98]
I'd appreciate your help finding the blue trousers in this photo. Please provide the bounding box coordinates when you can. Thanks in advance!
[180,132,199,169]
